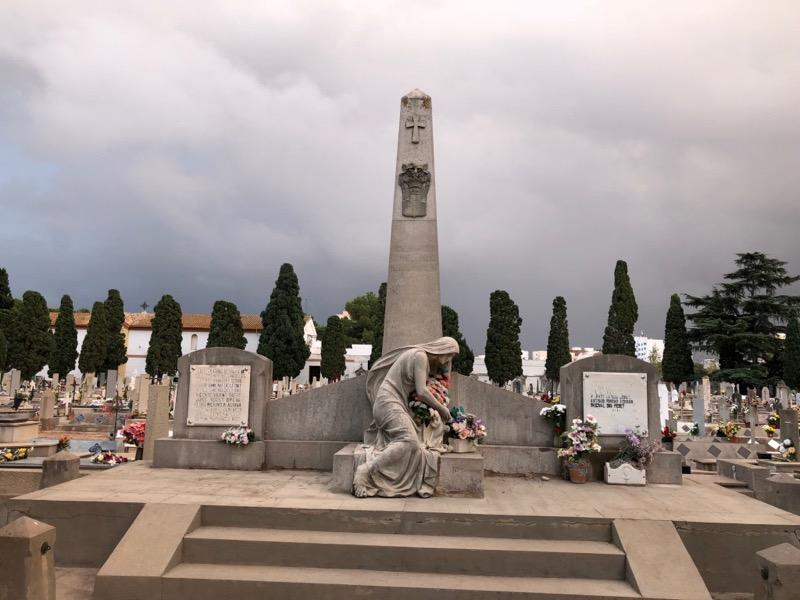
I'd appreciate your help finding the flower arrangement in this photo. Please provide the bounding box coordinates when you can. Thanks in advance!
[91,451,128,465]
[610,428,657,470]
[690,422,700,437]
[408,373,451,427]
[57,435,71,451]
[661,425,677,443]
[540,404,567,439]
[775,439,796,462]
[730,405,740,419]
[0,447,31,463]
[220,426,255,447]
[446,406,487,442]
[121,422,146,447]
[767,413,780,428]
[721,421,740,440]
[558,416,601,463]
[762,425,777,437]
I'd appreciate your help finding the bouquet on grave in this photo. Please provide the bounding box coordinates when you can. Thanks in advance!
[540,403,567,438]
[762,424,777,437]
[408,371,451,427]
[0,447,31,463]
[610,428,657,470]
[661,425,677,443]
[767,413,780,428]
[721,421,740,440]
[220,426,255,447]
[558,416,601,463]
[57,435,71,451]
[121,422,146,447]
[446,405,487,442]
[91,451,128,465]
[775,439,797,462]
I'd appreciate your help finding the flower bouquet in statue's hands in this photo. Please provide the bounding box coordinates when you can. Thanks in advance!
[408,372,451,426]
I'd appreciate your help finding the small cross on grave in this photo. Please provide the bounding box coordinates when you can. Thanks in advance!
[405,114,427,144]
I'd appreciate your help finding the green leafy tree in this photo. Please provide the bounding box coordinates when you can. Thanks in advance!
[102,289,128,372]
[0,268,14,343]
[207,300,247,349]
[49,295,79,377]
[0,329,7,373]
[6,291,53,380]
[602,260,639,356]
[662,294,694,389]
[369,282,387,368]
[78,302,108,375]
[484,290,522,387]
[320,315,346,382]
[784,315,800,390]
[342,291,381,346]
[145,295,183,380]
[257,263,310,380]
[544,296,571,392]
[686,252,800,389]
[441,305,474,376]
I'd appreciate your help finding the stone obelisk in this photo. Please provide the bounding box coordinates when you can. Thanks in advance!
[382,89,443,353]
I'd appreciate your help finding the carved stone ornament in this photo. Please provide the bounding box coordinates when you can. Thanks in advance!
[398,163,431,218]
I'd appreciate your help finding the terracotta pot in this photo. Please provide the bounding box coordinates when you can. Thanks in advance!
[568,460,590,484]
[449,438,477,454]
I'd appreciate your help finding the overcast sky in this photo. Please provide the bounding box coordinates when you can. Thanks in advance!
[1,2,799,352]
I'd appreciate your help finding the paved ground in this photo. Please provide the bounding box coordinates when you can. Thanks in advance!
[16,461,800,525]
[55,567,96,600]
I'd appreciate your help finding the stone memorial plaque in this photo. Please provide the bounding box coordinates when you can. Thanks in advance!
[186,365,251,427]
[583,372,648,435]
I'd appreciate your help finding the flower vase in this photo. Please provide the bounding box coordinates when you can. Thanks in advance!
[662,441,673,452]
[604,462,646,486]
[449,438,477,454]
[567,459,590,484]
[135,446,144,461]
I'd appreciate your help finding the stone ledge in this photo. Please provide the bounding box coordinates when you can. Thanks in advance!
[438,452,484,498]
[153,438,265,470]
[266,440,351,470]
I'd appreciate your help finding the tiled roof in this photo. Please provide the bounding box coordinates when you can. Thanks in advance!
[49,311,263,332]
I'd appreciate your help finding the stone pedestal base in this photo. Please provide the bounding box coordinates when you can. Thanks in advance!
[0,420,38,443]
[330,443,485,497]
[647,451,683,484]
[39,417,60,431]
[153,438,265,470]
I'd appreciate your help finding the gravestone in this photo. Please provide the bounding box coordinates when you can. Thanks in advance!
[10,368,21,396]
[39,390,58,430]
[776,383,790,408]
[51,373,60,391]
[106,370,118,400]
[153,347,272,470]
[761,386,770,406]
[143,385,171,461]
[779,409,798,458]
[693,384,706,436]
[98,372,106,387]
[561,355,660,444]
[134,374,150,414]
[65,373,75,396]
[702,376,711,401]
[719,399,730,423]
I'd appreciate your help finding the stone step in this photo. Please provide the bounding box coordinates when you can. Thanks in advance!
[183,526,626,579]
[200,505,614,541]
[162,563,641,600]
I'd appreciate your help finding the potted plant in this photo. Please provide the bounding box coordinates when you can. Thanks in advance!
[558,416,601,483]
[721,421,741,443]
[605,428,657,486]
[446,406,487,453]
[121,421,146,460]
[540,403,567,447]
[661,425,677,451]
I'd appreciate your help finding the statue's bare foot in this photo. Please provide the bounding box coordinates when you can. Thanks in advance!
[353,464,374,498]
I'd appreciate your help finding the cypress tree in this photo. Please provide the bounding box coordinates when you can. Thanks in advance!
[369,282,387,368]
[79,302,108,375]
[320,315,346,382]
[102,289,128,372]
[602,260,639,356]
[145,294,183,380]
[49,295,79,377]
[662,294,694,389]
[544,296,571,392]
[484,290,523,387]
[0,267,14,336]
[442,305,474,376]
[784,315,800,391]
[207,300,247,349]
[257,263,310,380]
[0,329,6,373]
[7,291,53,380]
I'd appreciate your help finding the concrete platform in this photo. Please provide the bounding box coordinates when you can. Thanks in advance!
[7,461,800,596]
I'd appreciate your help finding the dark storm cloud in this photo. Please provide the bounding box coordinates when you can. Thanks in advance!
[1,1,799,351]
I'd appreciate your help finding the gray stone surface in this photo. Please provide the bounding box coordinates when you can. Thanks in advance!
[133,374,150,415]
[437,453,484,498]
[10,368,21,396]
[647,451,683,484]
[153,439,265,470]
[694,385,707,436]
[778,409,798,456]
[754,542,800,600]
[382,89,442,353]
[560,354,660,447]
[40,452,80,489]
[762,474,800,516]
[40,390,56,420]
[0,515,56,600]
[717,459,772,498]
[329,444,358,493]
[105,370,117,400]
[0,420,38,443]
[144,385,171,461]
[172,348,272,441]
[479,445,559,475]
[265,440,350,470]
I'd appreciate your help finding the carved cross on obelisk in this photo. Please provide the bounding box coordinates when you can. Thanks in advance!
[405,113,427,144]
